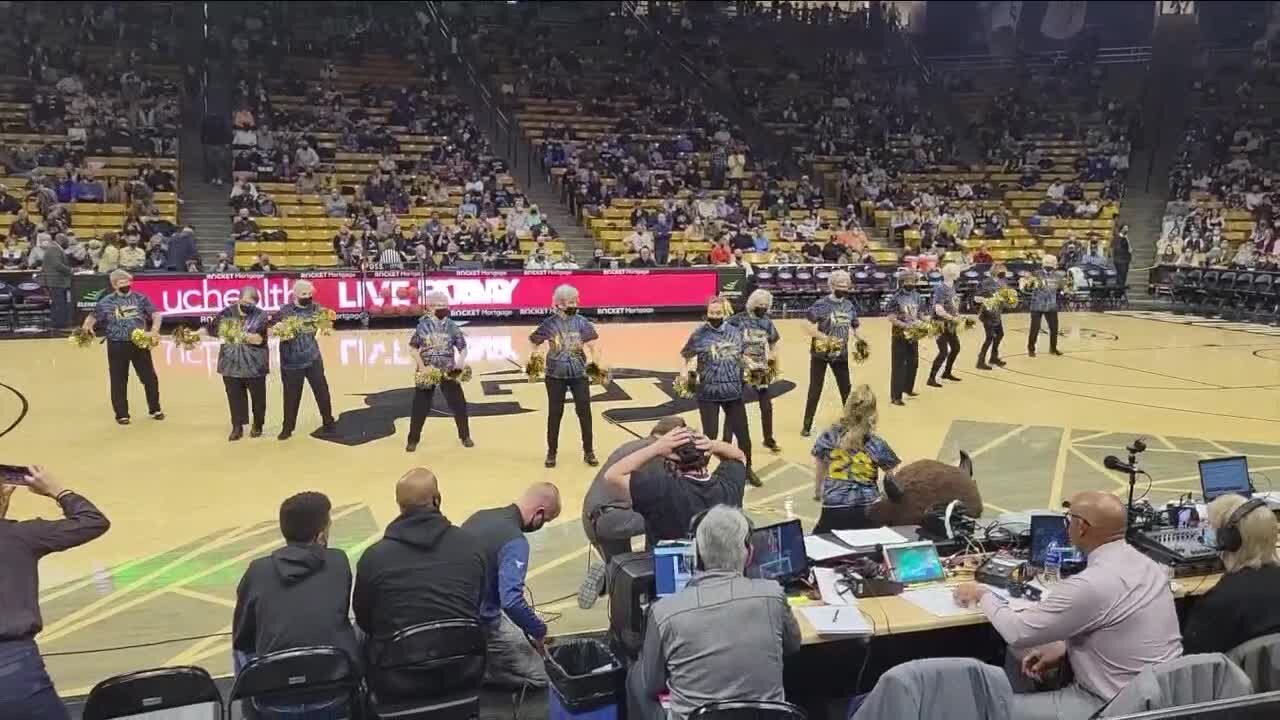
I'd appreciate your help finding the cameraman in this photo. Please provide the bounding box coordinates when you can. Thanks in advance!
[0,467,110,718]
[605,427,747,548]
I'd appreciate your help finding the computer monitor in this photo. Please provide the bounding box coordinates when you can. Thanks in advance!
[745,519,809,583]
[653,541,694,598]
[1199,456,1251,502]
[882,541,946,585]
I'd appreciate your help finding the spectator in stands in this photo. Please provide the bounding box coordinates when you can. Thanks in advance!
[1182,494,1280,654]
[252,254,276,272]
[2,238,26,270]
[230,179,259,211]
[354,468,486,658]
[953,491,1181,719]
[202,112,232,185]
[554,252,580,270]
[232,492,358,678]
[462,483,562,688]
[628,505,800,720]
[119,234,145,270]
[630,247,659,268]
[8,209,36,241]
[0,466,109,719]
[212,253,234,273]
[378,239,403,269]
[526,250,551,270]
[324,188,348,217]
[971,245,994,265]
[165,228,198,272]
[295,142,321,173]
[37,234,72,328]
[709,238,732,265]
[233,209,259,243]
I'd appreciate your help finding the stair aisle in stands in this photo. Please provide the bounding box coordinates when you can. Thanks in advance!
[178,127,233,263]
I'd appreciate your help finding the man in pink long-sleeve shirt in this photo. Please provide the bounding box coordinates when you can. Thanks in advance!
[954,491,1182,719]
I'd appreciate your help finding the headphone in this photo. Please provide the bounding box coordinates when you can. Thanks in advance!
[689,508,754,572]
[1214,498,1268,553]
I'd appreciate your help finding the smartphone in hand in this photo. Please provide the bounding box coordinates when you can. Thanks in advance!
[0,465,32,485]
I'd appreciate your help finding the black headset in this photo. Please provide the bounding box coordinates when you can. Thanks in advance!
[689,507,753,572]
[1214,498,1268,553]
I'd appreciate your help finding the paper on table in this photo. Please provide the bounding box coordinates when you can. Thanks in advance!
[832,527,910,548]
[804,534,854,561]
[900,586,983,618]
[814,567,858,606]
[800,606,873,636]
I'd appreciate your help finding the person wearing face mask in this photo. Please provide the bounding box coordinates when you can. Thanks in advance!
[271,280,336,441]
[211,286,270,441]
[681,297,759,485]
[801,270,862,436]
[529,284,601,468]
[887,269,924,406]
[727,290,781,455]
[927,263,964,388]
[1027,254,1065,357]
[462,483,562,689]
[354,469,487,694]
[82,270,164,425]
[973,264,1009,370]
[118,233,145,270]
[406,291,473,452]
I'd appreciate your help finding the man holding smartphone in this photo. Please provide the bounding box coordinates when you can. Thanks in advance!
[0,466,111,719]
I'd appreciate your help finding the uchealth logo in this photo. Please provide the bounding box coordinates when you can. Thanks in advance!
[319,367,797,446]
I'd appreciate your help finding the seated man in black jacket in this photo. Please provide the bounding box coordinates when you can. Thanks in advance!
[232,491,357,716]
[354,468,486,656]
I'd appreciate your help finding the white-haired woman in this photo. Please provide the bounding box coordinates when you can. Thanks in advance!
[927,263,964,387]
[211,286,270,441]
[1028,254,1065,356]
[406,290,472,452]
[529,284,600,467]
[81,269,164,424]
[682,297,758,484]
[727,289,781,453]
[270,279,336,440]
[887,268,925,405]
[801,269,862,436]
[1183,494,1280,654]
[974,263,1009,370]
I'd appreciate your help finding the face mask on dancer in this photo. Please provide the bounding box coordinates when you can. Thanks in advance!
[434,309,449,320]
[706,317,724,329]
[562,306,578,316]
[116,285,131,295]
[297,297,313,307]
[833,289,849,299]
[752,307,768,317]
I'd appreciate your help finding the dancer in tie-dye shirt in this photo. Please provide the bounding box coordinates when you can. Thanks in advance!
[529,284,601,468]
[727,289,781,453]
[82,269,164,424]
[801,270,861,436]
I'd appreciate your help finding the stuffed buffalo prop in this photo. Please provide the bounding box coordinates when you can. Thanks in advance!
[866,451,981,527]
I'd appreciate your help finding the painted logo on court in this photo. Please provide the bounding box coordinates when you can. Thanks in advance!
[320,368,798,446]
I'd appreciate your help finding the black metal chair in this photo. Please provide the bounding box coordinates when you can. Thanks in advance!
[228,646,362,720]
[83,666,222,720]
[689,700,808,720]
[0,281,15,333]
[11,280,50,333]
[1251,273,1275,321]
[364,620,487,720]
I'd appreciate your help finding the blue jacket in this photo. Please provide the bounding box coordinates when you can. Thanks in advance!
[460,505,546,639]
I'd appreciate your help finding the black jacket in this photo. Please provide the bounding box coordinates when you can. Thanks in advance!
[231,544,358,661]
[353,507,486,642]
[1183,564,1280,654]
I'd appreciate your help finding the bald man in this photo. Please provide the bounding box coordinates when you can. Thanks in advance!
[272,280,336,440]
[353,468,486,658]
[463,483,562,688]
[212,287,270,440]
[953,491,1181,719]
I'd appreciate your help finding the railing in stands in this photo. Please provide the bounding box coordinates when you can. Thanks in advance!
[928,45,1154,70]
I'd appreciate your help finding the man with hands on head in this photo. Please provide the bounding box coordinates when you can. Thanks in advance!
[951,491,1182,720]
[605,426,749,548]
[0,467,110,719]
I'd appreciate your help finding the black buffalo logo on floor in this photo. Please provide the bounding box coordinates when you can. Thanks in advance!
[319,368,797,446]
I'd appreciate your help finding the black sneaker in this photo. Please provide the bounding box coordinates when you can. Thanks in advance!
[942,373,962,382]
[764,439,781,454]
[1028,349,1037,357]
[1050,349,1063,356]
[318,421,337,436]
[927,379,943,387]
[116,417,131,426]
[991,358,1006,367]
[747,468,764,487]
[545,452,557,468]
[406,441,418,452]
[277,430,292,441]
[228,426,243,441]
[800,428,812,438]
[905,391,919,397]
[892,398,905,406]
[150,411,165,421]
[584,450,599,467]
[249,426,263,438]
[976,361,992,370]
[461,437,475,448]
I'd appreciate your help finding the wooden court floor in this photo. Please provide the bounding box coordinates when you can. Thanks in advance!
[2,311,1279,694]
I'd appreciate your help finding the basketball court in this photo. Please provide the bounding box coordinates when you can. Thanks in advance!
[2,311,1279,695]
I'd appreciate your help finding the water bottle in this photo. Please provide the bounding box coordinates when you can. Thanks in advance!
[1043,542,1062,585]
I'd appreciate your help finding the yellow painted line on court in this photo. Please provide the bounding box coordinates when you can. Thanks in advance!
[970,425,1030,458]
[165,623,232,666]
[1149,464,1280,488]
[1048,427,1072,509]
[1071,430,1113,444]
[39,505,366,644]
[983,502,1011,514]
[39,548,169,604]
[1153,435,1178,451]
[1069,447,1123,493]
[169,587,237,609]
[1073,444,1280,459]
[1205,439,1235,455]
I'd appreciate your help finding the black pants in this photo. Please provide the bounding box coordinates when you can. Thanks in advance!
[47,286,70,328]
[1029,311,1060,352]
[107,340,161,420]
[802,356,851,432]
[408,380,471,443]
[1114,261,1129,287]
[812,505,874,535]
[223,376,267,428]
[979,323,1005,363]
[929,329,961,380]
[700,397,752,466]
[281,359,334,432]
[583,507,646,565]
[889,334,919,401]
[546,376,593,453]
[725,384,775,445]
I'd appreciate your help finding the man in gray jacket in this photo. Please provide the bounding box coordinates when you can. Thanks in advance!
[628,505,801,720]
[37,233,73,328]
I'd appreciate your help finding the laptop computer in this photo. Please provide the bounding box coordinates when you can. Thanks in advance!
[882,541,947,586]
[745,519,809,585]
[653,541,695,599]
[1199,456,1252,502]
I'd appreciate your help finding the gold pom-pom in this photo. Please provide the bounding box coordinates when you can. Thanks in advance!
[673,370,699,398]
[851,337,871,364]
[218,319,247,345]
[1019,275,1043,292]
[415,366,444,388]
[130,328,158,350]
[525,353,546,382]
[314,308,337,335]
[446,365,473,383]
[812,335,841,354]
[961,317,977,332]
[269,315,304,341]
[172,326,201,350]
[585,361,611,386]
[996,287,1019,309]
[70,327,95,348]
